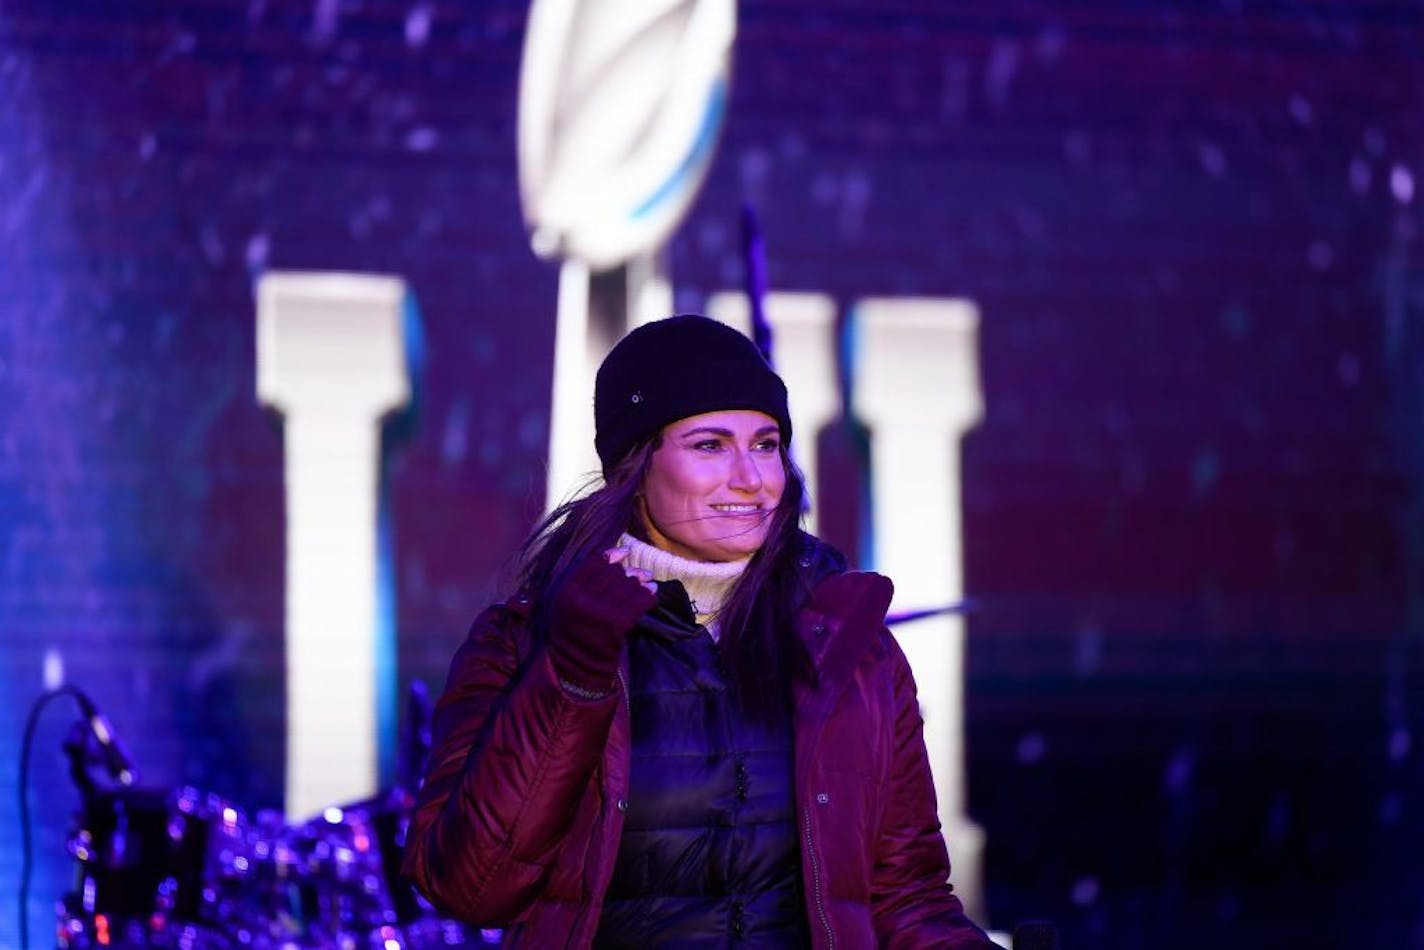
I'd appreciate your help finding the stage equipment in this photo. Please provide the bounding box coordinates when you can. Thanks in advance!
[1012,920,1062,949]
[39,683,490,949]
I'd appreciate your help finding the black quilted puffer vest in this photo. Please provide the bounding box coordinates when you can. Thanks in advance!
[594,581,808,948]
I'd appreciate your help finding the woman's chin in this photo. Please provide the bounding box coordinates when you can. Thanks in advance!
[709,536,768,562]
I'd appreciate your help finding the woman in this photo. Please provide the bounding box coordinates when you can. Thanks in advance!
[402,315,993,948]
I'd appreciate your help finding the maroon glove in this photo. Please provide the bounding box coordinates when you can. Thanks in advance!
[545,552,656,694]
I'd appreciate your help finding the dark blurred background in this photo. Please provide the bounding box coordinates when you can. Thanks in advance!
[3,2,1422,947]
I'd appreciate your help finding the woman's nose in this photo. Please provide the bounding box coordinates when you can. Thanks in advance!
[728,450,763,491]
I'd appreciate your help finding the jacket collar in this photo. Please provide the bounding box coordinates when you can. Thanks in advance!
[796,571,895,704]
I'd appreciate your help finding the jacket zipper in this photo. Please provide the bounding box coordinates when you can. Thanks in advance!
[803,808,834,949]
[615,667,631,720]
[577,667,634,948]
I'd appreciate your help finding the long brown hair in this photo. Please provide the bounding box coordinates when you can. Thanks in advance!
[516,436,819,713]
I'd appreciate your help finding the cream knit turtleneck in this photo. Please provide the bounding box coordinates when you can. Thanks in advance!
[618,533,748,638]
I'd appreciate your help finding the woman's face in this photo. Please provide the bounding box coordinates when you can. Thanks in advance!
[639,409,787,562]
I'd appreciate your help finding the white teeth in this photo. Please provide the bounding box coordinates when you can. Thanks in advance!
[712,504,759,512]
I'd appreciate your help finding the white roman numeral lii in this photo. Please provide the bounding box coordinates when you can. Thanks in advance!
[256,272,413,820]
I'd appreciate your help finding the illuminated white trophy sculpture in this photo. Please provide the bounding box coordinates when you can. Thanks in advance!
[851,298,987,921]
[257,273,414,819]
[517,0,735,505]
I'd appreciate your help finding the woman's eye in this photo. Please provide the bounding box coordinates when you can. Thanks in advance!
[753,439,781,453]
[692,440,723,452]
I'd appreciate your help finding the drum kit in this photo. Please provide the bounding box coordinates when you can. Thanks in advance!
[57,784,498,948]
[52,686,499,949]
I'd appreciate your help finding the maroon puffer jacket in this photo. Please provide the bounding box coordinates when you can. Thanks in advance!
[402,570,993,949]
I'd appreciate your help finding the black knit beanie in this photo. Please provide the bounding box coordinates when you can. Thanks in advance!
[594,314,792,472]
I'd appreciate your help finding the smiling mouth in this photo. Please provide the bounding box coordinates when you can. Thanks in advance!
[710,504,763,514]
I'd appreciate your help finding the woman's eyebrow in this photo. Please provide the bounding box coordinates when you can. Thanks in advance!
[676,425,780,439]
